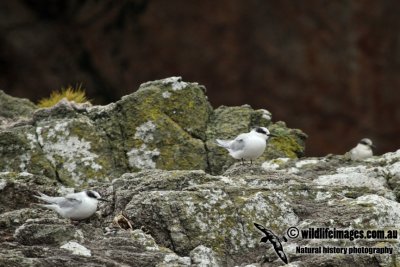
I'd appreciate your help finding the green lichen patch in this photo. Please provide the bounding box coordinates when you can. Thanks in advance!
[138,77,212,140]
[266,121,307,159]
[116,79,210,171]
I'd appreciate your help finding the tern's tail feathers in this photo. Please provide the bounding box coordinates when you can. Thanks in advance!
[34,191,57,204]
[34,191,48,200]
[216,139,231,148]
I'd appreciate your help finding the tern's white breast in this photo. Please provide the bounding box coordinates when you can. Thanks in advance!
[230,135,266,160]
[63,197,98,220]
[350,144,372,160]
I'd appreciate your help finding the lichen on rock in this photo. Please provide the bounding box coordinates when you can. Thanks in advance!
[4,78,399,266]
[0,77,307,185]
[34,117,113,186]
[1,149,400,266]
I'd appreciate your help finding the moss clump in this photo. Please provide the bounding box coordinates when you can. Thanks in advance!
[269,135,304,158]
[37,85,89,108]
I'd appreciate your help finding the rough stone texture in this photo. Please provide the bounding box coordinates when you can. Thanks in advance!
[1,79,399,266]
[0,90,36,119]
[0,78,305,186]
[0,90,37,130]
[1,149,400,266]
[0,126,56,179]
[116,77,211,172]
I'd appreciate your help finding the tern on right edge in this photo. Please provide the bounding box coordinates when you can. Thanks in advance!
[349,138,375,160]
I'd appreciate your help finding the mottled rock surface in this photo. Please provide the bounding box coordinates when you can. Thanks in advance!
[1,149,400,266]
[0,90,36,130]
[1,78,399,266]
[0,90,36,119]
[0,78,305,186]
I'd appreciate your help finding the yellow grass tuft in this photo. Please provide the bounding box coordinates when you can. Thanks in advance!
[37,84,89,108]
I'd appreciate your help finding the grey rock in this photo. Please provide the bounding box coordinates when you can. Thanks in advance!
[60,241,92,257]
[13,218,83,246]
[0,90,36,120]
[2,78,398,266]
[190,245,221,267]
[108,76,212,173]
[0,78,306,187]
[34,116,114,186]
[0,172,57,213]
[0,149,400,266]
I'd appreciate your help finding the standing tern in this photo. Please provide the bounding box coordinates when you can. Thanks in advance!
[216,127,276,164]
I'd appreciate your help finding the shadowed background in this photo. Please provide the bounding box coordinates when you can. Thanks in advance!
[1,0,399,157]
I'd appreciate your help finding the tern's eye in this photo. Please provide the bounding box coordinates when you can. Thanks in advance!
[86,190,98,199]
[359,140,370,146]
[256,128,267,135]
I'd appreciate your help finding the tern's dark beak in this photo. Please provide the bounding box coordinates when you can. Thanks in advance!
[99,198,110,202]
[371,144,376,149]
[268,133,278,137]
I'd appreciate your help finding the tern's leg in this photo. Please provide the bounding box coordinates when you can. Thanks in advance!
[241,158,244,165]
[70,220,81,226]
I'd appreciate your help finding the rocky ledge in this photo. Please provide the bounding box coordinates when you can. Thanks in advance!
[0,77,399,266]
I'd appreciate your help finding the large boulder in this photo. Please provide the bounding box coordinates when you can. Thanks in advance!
[0,77,306,187]
[112,77,212,172]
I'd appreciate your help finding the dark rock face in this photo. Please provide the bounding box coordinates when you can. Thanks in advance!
[1,1,399,157]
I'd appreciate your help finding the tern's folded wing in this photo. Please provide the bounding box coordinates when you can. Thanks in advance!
[229,139,245,151]
[58,197,82,208]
